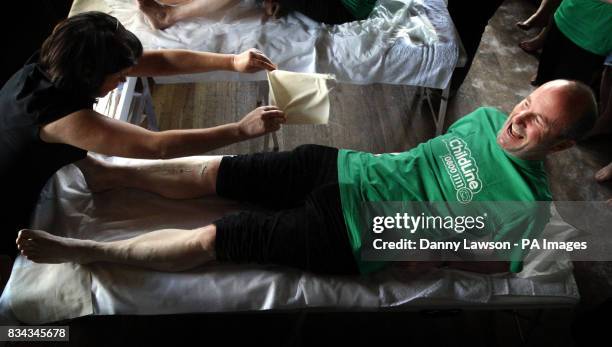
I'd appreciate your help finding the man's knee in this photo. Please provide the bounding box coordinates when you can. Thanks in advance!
[198,157,222,195]
[196,225,216,255]
[293,143,326,154]
[291,144,336,164]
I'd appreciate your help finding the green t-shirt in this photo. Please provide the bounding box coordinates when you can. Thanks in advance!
[340,0,377,20]
[337,107,552,274]
[554,0,612,56]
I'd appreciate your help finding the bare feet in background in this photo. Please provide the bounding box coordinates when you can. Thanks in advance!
[516,0,561,30]
[138,0,174,29]
[516,13,547,31]
[519,25,550,54]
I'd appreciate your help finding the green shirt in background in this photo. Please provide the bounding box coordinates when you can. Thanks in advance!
[554,0,612,56]
[340,0,377,20]
[337,107,553,274]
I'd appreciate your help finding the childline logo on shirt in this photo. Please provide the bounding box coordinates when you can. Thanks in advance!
[440,137,483,203]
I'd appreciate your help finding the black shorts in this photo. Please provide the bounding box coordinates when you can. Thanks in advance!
[214,144,359,275]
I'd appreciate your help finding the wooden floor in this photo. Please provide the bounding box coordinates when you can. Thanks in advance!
[151,81,433,155]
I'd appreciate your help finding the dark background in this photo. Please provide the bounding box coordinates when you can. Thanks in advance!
[2,0,73,86]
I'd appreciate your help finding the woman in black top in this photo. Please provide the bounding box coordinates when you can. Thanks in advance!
[0,11,285,273]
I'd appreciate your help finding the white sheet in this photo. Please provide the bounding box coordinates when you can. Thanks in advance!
[103,0,460,88]
[0,156,578,325]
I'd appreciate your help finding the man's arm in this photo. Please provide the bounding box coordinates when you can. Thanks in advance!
[130,49,277,76]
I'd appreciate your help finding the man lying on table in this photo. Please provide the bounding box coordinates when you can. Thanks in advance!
[17,79,597,276]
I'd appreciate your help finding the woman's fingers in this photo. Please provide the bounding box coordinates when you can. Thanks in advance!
[248,49,277,71]
[261,110,287,124]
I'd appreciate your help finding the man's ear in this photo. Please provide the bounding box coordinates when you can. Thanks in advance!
[550,139,576,153]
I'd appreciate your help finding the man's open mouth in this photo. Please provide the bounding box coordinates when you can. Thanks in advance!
[507,123,524,140]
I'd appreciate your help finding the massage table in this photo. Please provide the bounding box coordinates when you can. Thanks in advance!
[0,157,579,327]
[70,0,466,135]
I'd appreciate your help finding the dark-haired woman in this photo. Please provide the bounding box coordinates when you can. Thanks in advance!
[0,11,284,285]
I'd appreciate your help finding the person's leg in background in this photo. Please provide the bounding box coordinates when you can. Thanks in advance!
[517,0,561,53]
[518,18,551,53]
[137,0,239,29]
[516,0,560,30]
[532,20,605,89]
[447,0,506,91]
[594,64,612,182]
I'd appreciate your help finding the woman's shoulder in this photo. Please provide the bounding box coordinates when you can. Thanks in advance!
[1,62,92,127]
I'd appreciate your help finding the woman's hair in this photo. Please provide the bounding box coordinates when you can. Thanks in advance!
[39,12,143,97]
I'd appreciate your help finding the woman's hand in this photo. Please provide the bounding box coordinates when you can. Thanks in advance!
[232,49,277,73]
[237,106,286,138]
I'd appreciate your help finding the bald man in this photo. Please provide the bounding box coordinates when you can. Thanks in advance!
[17,80,598,276]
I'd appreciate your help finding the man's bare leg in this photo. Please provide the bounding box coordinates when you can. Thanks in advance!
[76,155,221,199]
[138,0,239,29]
[516,0,561,30]
[16,226,216,272]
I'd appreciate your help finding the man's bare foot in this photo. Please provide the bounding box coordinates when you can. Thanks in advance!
[138,0,174,30]
[75,155,118,193]
[16,229,94,264]
[595,162,612,182]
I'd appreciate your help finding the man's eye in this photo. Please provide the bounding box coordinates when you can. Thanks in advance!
[535,116,544,126]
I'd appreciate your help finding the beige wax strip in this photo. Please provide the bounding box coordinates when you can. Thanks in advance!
[267,70,334,125]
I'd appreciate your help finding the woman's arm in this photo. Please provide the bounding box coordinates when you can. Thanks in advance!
[130,48,277,76]
[39,106,285,159]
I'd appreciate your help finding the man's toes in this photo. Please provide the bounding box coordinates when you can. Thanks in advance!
[18,229,37,240]
[23,245,38,253]
[19,244,32,252]
[25,250,39,258]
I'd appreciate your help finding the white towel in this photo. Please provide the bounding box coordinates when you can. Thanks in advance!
[267,70,334,124]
